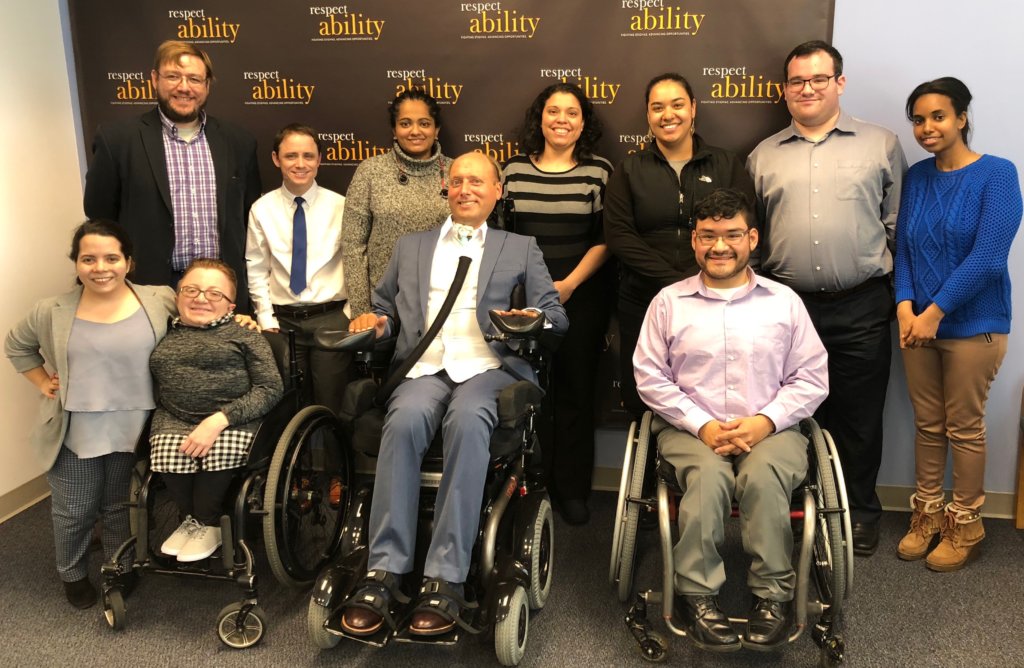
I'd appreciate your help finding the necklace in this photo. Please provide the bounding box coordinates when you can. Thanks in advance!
[394,148,448,198]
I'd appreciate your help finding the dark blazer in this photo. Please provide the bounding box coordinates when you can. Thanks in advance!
[83,108,262,310]
[370,226,568,385]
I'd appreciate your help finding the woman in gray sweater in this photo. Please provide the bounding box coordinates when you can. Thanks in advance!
[342,89,451,315]
[149,259,283,563]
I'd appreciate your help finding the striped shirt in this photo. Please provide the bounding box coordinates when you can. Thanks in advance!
[502,154,613,280]
[159,110,219,271]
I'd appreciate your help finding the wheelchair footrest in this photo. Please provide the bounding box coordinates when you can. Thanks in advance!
[393,626,461,646]
[324,608,393,648]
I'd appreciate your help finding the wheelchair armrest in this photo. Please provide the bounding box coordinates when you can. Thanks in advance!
[497,380,542,429]
[315,327,376,352]
[488,309,546,337]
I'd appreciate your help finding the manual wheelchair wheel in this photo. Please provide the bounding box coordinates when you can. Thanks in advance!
[613,412,651,603]
[216,601,266,649]
[806,420,847,613]
[495,585,529,666]
[264,405,349,588]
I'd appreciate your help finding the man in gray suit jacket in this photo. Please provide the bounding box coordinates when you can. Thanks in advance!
[341,152,568,638]
[83,40,261,310]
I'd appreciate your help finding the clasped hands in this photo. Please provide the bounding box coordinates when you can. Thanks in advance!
[698,414,775,456]
[896,301,944,349]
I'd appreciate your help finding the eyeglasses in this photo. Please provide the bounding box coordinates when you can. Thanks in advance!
[694,230,749,246]
[158,72,208,87]
[179,285,229,302]
[785,74,837,92]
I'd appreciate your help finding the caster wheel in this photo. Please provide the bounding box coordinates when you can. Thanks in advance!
[307,598,340,649]
[495,586,529,666]
[216,601,266,649]
[639,630,667,662]
[102,588,127,630]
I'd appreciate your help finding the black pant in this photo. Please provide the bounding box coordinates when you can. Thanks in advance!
[275,307,354,416]
[616,295,655,420]
[799,279,893,524]
[161,470,237,526]
[540,276,611,502]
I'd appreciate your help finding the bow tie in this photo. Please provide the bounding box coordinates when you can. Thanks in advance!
[452,223,476,245]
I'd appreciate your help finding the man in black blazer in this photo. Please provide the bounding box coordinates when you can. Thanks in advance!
[83,40,261,310]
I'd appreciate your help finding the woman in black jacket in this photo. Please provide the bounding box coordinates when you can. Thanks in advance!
[604,73,755,417]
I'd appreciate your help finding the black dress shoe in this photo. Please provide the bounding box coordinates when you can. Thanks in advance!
[676,595,741,652]
[63,577,97,609]
[852,520,880,556]
[744,597,791,650]
[559,499,590,525]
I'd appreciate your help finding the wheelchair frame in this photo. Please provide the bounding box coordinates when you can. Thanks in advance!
[609,412,853,666]
[305,312,557,666]
[99,330,351,649]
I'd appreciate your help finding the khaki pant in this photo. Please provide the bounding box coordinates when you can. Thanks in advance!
[654,417,807,602]
[901,334,1007,512]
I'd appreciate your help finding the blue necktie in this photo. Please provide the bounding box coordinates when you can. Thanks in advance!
[290,196,307,295]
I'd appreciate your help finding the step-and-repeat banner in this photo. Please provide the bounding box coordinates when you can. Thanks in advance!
[68,0,834,424]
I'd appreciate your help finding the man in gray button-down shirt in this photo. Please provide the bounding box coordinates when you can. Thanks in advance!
[747,40,907,557]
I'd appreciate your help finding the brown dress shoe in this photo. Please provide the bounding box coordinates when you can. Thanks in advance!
[340,606,384,636]
[408,579,474,636]
[409,609,456,636]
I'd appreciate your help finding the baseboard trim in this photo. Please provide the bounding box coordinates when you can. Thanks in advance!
[0,475,50,524]
[592,467,1017,520]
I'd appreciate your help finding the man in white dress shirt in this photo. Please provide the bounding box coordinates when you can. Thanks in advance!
[339,152,567,638]
[246,123,351,414]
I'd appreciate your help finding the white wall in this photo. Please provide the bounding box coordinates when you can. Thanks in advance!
[0,2,85,498]
[833,0,1024,494]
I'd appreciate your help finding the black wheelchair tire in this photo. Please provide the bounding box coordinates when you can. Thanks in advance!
[263,405,348,588]
[103,588,127,630]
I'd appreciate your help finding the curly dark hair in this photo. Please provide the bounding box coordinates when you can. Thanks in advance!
[693,188,753,227]
[516,82,602,160]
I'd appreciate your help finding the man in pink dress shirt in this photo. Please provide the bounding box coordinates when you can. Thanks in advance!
[633,188,828,653]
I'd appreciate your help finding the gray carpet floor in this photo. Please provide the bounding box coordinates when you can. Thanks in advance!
[2,493,1023,667]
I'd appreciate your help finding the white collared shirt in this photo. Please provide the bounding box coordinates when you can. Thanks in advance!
[246,182,348,330]
[408,217,501,383]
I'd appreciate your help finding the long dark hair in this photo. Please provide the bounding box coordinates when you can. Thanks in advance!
[516,82,602,160]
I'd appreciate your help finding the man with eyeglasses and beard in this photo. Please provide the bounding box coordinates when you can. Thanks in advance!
[84,40,261,312]
[633,188,828,653]
[747,40,907,557]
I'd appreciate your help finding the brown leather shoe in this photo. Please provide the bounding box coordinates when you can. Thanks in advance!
[409,609,456,636]
[340,606,384,636]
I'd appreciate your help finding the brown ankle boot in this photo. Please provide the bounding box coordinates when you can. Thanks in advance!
[897,494,944,560]
[925,505,984,572]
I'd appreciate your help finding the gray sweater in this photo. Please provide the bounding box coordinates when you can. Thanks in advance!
[149,321,283,436]
[342,142,451,315]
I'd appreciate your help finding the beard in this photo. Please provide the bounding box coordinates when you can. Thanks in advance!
[156,93,202,124]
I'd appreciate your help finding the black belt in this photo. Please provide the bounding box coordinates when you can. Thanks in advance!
[273,300,346,319]
[796,276,889,303]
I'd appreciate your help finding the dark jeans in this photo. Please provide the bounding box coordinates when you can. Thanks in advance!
[799,278,893,524]
[275,307,354,416]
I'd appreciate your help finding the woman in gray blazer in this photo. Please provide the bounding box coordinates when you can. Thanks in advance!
[5,220,175,610]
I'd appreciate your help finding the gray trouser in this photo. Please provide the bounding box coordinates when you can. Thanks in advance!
[367,368,515,583]
[654,417,807,601]
[47,445,134,581]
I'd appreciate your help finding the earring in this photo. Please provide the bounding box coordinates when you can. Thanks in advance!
[690,123,696,136]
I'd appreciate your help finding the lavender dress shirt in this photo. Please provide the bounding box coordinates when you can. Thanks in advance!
[633,269,829,437]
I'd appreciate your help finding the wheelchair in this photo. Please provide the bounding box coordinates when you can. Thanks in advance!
[99,331,350,648]
[609,411,853,666]
[305,302,556,666]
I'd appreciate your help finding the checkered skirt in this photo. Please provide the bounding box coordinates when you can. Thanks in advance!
[149,429,255,473]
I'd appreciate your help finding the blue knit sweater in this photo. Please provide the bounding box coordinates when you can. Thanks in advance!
[895,155,1022,339]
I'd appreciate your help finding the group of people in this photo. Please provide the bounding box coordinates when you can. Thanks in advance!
[5,35,1020,654]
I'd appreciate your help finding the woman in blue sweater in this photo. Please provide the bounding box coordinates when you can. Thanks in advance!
[894,77,1022,571]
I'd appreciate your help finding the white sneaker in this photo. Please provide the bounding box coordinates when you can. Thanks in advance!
[176,525,222,562]
[160,516,201,556]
